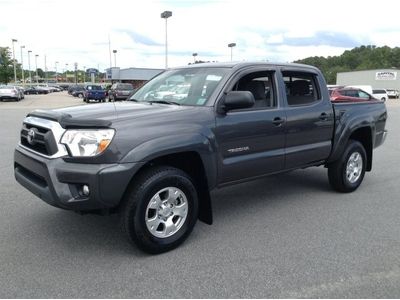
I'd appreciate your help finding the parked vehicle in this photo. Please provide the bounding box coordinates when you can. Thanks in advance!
[15,86,25,99]
[329,87,378,102]
[386,89,399,99]
[71,86,86,98]
[372,89,388,101]
[68,85,84,95]
[108,83,134,101]
[0,86,23,101]
[83,85,106,102]
[347,85,373,95]
[14,62,387,254]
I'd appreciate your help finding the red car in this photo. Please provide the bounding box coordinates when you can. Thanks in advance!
[329,87,379,102]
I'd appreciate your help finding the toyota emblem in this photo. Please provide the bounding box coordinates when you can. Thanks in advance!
[27,128,37,145]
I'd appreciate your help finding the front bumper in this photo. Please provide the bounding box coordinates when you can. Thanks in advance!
[14,146,144,212]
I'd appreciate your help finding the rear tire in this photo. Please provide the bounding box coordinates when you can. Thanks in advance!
[328,140,367,193]
[121,166,198,254]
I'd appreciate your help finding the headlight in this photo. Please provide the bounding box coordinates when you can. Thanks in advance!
[61,129,115,157]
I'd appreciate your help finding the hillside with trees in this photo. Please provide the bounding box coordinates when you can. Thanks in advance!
[294,45,400,84]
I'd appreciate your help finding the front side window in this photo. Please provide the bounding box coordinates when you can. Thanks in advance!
[230,71,276,109]
[283,71,320,106]
[130,67,229,106]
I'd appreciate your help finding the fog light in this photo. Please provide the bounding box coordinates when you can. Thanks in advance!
[82,185,90,196]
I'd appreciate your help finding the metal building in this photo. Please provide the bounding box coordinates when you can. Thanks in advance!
[336,69,400,90]
[105,67,164,89]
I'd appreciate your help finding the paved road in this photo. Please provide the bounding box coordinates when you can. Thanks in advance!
[1,93,400,298]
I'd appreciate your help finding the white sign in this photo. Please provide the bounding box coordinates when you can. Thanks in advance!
[376,71,397,80]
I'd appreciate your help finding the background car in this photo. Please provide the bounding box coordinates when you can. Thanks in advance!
[0,86,24,101]
[23,86,48,95]
[372,89,388,101]
[329,87,378,102]
[386,89,399,99]
[68,85,84,95]
[83,85,106,102]
[108,83,134,101]
[71,86,86,98]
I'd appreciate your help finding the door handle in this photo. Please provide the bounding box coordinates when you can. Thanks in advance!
[319,112,328,121]
[272,117,285,126]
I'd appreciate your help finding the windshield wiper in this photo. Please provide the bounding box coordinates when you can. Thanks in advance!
[147,100,181,106]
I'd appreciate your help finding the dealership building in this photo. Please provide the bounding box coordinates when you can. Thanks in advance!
[106,67,164,88]
[336,69,400,90]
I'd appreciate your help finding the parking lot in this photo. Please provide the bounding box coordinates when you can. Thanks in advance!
[1,93,400,298]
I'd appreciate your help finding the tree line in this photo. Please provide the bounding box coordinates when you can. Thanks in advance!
[294,45,400,84]
[3,44,400,85]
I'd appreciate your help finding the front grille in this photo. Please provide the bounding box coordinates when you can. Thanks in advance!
[20,123,58,156]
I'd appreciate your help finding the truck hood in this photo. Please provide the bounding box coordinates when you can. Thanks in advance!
[28,102,198,128]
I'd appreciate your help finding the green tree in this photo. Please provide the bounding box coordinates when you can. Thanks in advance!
[295,45,400,84]
[0,47,13,84]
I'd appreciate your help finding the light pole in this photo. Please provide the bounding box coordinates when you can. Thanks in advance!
[12,39,17,83]
[20,45,25,84]
[35,54,39,84]
[112,50,117,68]
[27,50,32,84]
[55,61,59,82]
[192,53,198,63]
[65,63,68,82]
[161,10,172,69]
[44,55,48,84]
[74,62,78,84]
[83,65,86,83]
[228,43,236,61]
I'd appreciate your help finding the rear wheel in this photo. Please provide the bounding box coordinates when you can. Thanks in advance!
[78,93,83,98]
[121,166,198,254]
[328,140,367,193]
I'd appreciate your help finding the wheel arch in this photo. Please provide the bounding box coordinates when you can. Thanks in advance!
[329,126,373,171]
[120,147,215,225]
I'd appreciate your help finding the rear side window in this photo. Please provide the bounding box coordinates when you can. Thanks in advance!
[282,71,320,106]
[373,89,385,94]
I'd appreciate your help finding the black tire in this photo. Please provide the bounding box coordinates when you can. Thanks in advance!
[78,93,83,98]
[328,140,367,193]
[121,166,199,254]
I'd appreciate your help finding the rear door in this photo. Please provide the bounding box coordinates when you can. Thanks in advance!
[280,69,334,169]
[215,68,287,184]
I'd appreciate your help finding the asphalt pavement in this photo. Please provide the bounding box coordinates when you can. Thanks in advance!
[1,93,400,298]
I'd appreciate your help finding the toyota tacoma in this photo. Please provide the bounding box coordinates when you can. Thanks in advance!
[14,62,387,253]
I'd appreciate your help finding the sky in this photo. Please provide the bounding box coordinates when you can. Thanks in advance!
[1,0,400,72]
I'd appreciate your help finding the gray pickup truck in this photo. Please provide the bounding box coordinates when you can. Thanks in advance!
[14,62,387,253]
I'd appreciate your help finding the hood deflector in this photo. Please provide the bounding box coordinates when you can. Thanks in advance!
[27,110,112,129]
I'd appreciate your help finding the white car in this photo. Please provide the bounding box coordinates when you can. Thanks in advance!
[386,89,399,99]
[372,89,388,101]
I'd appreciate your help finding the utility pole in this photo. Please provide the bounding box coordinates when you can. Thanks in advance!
[20,45,25,84]
[12,39,18,83]
[27,50,32,84]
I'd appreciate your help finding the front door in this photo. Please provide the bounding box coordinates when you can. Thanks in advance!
[215,70,286,184]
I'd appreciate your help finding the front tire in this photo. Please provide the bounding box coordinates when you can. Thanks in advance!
[328,140,367,193]
[121,166,198,254]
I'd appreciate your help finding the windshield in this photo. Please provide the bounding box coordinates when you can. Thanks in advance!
[130,67,229,106]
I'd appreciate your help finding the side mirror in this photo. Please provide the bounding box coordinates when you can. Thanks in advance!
[220,91,255,113]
